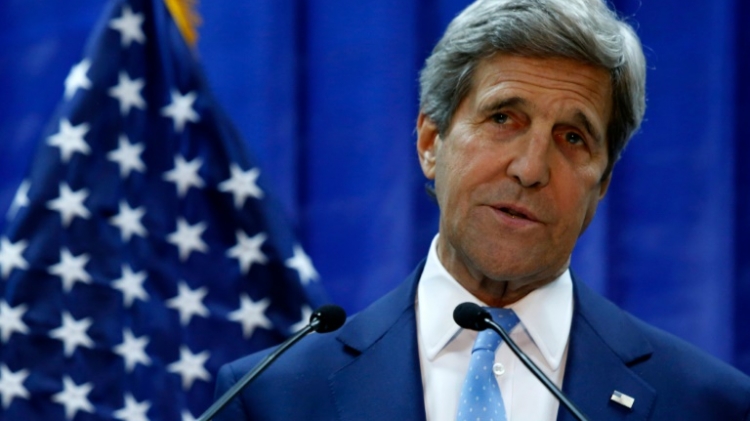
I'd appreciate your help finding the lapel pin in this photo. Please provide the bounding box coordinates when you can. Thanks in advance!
[610,390,635,409]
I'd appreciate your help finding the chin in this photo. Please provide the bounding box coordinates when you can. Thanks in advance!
[470,247,566,284]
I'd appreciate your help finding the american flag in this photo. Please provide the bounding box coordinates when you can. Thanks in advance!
[0,0,327,419]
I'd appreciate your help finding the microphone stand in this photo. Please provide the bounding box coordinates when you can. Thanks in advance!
[485,318,590,421]
[196,321,318,421]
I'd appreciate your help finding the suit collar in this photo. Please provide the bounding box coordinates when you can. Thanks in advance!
[330,261,427,421]
[557,275,656,421]
[572,274,654,365]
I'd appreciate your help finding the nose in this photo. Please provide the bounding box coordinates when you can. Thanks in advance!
[506,130,551,188]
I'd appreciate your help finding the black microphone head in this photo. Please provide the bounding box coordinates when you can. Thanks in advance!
[310,304,347,333]
[453,302,491,331]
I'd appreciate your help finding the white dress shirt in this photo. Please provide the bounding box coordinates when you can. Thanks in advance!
[416,235,573,421]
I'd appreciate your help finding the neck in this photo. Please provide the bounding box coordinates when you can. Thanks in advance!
[463,276,558,307]
[436,241,568,308]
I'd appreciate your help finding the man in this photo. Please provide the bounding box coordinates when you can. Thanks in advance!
[214,0,750,419]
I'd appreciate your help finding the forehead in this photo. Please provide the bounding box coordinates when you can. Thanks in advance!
[466,54,613,126]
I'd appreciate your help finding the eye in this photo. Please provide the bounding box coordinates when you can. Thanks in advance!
[565,132,585,145]
[491,113,509,124]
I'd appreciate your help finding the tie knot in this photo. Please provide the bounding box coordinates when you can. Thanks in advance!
[471,307,520,353]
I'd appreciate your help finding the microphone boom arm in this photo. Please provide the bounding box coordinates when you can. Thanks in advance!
[198,316,332,421]
[484,318,590,421]
[197,319,323,421]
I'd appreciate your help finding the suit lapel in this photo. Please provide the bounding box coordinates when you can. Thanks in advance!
[557,278,656,421]
[329,262,427,421]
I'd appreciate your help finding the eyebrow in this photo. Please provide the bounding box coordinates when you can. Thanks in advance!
[478,96,529,114]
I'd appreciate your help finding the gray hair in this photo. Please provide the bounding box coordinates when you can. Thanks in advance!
[419,0,646,175]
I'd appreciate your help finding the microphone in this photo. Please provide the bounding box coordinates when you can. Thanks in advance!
[309,304,347,333]
[453,302,590,421]
[197,304,346,421]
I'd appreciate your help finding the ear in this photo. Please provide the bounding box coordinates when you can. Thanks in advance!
[416,112,440,180]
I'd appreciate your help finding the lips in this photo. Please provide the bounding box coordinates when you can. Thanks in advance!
[499,207,526,218]
[492,203,540,223]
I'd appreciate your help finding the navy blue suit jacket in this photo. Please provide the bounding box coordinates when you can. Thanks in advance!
[214,261,750,420]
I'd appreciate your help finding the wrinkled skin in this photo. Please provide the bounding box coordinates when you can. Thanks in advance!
[417,54,612,307]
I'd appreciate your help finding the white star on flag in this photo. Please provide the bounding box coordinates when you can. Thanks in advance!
[113,329,151,372]
[0,364,30,409]
[47,182,91,227]
[6,180,30,220]
[0,238,28,279]
[167,346,211,390]
[48,248,92,293]
[107,135,146,178]
[219,164,264,208]
[163,155,205,197]
[161,90,200,132]
[113,393,151,421]
[64,58,92,100]
[49,312,94,357]
[285,244,319,285]
[227,231,267,274]
[108,71,146,115]
[228,294,272,338]
[290,306,313,333]
[166,281,209,326]
[0,0,330,416]
[112,264,149,307]
[109,200,147,241]
[0,301,29,343]
[109,5,146,47]
[47,119,91,163]
[167,218,208,261]
[51,376,94,420]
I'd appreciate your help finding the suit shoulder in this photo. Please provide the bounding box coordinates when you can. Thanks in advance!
[628,313,750,385]
[220,324,354,384]
[212,271,422,421]
[572,279,750,418]
[624,313,750,417]
[213,329,355,420]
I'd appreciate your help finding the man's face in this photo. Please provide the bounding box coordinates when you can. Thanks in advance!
[417,54,612,298]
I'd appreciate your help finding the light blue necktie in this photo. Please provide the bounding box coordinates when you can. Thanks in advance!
[456,308,520,421]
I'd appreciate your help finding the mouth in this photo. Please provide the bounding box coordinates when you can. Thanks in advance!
[499,207,527,219]
[492,204,539,223]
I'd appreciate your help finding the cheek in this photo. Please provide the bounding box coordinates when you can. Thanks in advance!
[434,159,466,217]
[442,132,505,183]
[562,180,604,237]
[579,187,603,232]
[552,166,605,229]
[434,146,492,233]
[434,140,471,203]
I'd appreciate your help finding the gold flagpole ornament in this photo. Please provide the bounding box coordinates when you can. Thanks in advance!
[163,0,201,46]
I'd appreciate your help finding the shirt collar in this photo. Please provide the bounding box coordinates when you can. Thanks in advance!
[416,234,573,371]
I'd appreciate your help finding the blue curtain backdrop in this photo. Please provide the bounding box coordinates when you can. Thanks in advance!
[1,0,748,374]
